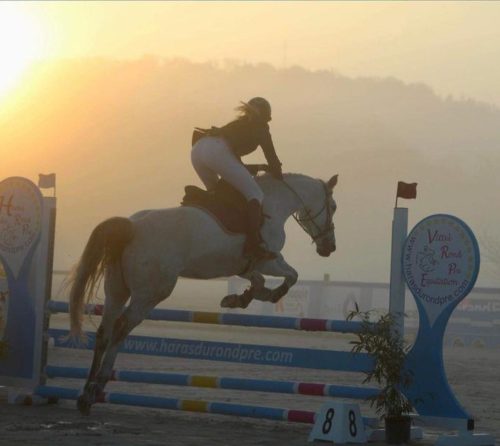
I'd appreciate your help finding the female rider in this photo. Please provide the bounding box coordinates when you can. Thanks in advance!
[191,97,283,259]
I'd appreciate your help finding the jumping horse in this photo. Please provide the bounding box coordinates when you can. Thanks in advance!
[68,172,338,414]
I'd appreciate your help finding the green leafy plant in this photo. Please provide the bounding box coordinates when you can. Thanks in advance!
[347,305,413,418]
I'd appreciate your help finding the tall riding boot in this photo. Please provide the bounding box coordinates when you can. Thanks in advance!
[243,199,276,259]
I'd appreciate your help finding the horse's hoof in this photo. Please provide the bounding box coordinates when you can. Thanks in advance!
[221,291,254,309]
[220,294,240,308]
[77,394,92,416]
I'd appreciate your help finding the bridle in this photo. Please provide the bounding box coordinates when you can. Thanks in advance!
[283,180,335,242]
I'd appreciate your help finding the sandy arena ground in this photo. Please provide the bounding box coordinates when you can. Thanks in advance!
[0,313,498,446]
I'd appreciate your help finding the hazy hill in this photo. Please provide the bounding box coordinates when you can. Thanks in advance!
[1,57,499,285]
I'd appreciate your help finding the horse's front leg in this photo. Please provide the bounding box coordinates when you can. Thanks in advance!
[253,254,298,303]
[220,270,265,308]
[220,255,298,308]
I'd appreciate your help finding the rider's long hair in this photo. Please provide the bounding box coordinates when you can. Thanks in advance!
[235,102,259,120]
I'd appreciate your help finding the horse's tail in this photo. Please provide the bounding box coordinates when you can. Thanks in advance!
[68,217,134,338]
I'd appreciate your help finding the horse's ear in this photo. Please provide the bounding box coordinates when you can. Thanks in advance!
[327,174,338,190]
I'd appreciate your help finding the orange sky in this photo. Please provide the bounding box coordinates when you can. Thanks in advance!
[2,1,500,105]
[1,2,500,286]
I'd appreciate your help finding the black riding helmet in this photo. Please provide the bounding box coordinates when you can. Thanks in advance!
[244,97,272,122]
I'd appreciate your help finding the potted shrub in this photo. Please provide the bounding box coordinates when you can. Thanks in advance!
[347,306,413,444]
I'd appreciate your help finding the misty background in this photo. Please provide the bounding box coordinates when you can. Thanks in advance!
[1,57,500,288]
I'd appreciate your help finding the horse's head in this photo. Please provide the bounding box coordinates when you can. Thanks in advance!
[295,174,338,257]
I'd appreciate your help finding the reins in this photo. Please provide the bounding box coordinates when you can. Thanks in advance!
[240,174,334,273]
[280,179,334,242]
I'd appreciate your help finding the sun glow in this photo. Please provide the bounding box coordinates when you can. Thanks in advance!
[0,4,42,98]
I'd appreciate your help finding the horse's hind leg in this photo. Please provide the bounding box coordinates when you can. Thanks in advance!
[96,286,176,392]
[79,275,178,415]
[77,263,128,415]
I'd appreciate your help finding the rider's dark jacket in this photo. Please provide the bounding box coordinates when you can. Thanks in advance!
[194,117,282,177]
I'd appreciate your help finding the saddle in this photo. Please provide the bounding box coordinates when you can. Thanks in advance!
[181,180,250,234]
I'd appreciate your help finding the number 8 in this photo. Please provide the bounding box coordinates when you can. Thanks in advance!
[348,410,357,436]
[322,408,335,434]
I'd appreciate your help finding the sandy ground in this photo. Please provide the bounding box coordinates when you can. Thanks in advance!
[1,314,499,446]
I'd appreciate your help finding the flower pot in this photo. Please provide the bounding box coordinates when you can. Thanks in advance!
[385,415,411,444]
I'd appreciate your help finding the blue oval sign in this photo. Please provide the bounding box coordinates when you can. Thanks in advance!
[403,214,480,327]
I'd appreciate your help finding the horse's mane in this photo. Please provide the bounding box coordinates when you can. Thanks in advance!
[256,172,311,185]
[256,172,317,193]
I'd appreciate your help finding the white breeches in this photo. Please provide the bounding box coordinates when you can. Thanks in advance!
[191,136,264,203]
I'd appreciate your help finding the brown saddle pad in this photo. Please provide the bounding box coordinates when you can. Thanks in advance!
[181,180,249,234]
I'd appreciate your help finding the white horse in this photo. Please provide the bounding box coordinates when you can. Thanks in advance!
[68,172,338,414]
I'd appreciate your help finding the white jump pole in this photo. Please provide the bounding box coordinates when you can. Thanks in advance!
[389,207,408,339]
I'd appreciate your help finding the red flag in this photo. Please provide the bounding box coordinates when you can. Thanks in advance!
[38,173,56,189]
[397,181,417,199]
